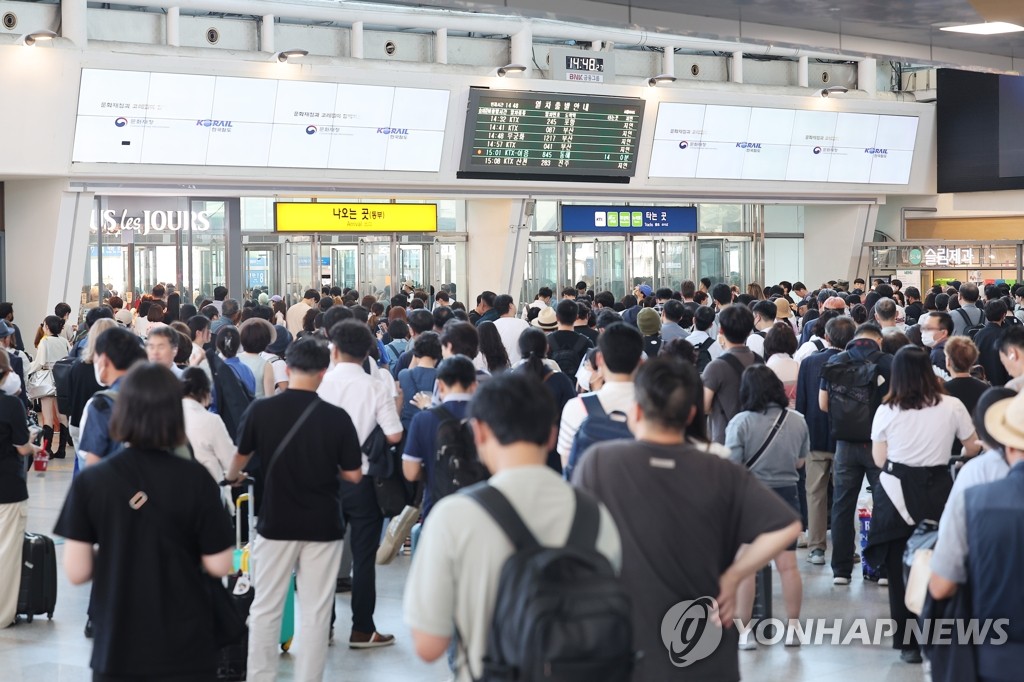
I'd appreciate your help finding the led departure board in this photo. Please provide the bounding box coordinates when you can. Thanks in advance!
[458,89,645,182]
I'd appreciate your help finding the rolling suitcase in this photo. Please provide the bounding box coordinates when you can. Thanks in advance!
[234,484,295,653]
[18,533,57,623]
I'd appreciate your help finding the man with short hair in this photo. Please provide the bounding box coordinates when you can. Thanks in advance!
[286,289,320,336]
[491,294,529,364]
[593,291,616,312]
[796,316,855,565]
[852,277,866,295]
[1000,326,1024,392]
[212,285,229,314]
[792,282,809,301]
[952,282,985,336]
[680,280,697,303]
[687,305,723,365]
[405,374,622,680]
[699,277,712,294]
[660,299,689,345]
[922,311,954,372]
[747,300,777,357]
[654,287,673,313]
[212,299,240,334]
[703,305,759,444]
[520,287,552,320]
[575,357,801,680]
[80,328,146,468]
[227,337,364,681]
[557,323,643,470]
[316,322,402,648]
[975,300,1011,386]
[560,286,578,301]
[903,286,923,325]
[546,299,592,376]
[621,289,647,327]
[874,298,903,335]
[145,324,184,377]
[471,291,498,327]
[819,323,892,585]
[433,291,451,308]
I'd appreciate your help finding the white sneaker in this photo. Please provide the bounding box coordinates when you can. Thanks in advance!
[796,533,808,549]
[878,578,889,587]
[833,576,851,586]
[376,505,421,565]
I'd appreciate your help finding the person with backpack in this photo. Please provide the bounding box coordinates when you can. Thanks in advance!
[80,327,147,468]
[796,316,855,566]
[952,282,985,337]
[636,308,663,358]
[405,372,624,682]
[703,304,761,445]
[746,300,777,358]
[972,300,1011,386]
[515,327,578,473]
[574,357,801,681]
[382,319,410,376]
[688,305,723,373]
[921,311,954,373]
[491,294,529,364]
[545,299,593,376]
[396,332,442,431]
[558,323,643,477]
[818,323,893,585]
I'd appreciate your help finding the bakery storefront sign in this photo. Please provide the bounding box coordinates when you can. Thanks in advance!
[90,208,213,235]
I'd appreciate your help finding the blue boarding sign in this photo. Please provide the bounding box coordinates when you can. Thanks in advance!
[560,205,697,233]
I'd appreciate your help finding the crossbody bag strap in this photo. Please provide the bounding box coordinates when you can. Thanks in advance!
[746,409,788,470]
[265,398,321,479]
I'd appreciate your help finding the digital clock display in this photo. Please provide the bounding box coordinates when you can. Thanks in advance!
[458,88,646,182]
[565,55,604,72]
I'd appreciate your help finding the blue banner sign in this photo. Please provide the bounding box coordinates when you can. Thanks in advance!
[561,205,697,233]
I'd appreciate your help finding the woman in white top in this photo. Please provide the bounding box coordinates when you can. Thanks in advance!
[259,324,291,395]
[237,318,276,399]
[868,345,981,663]
[764,322,800,408]
[28,315,70,457]
[181,367,236,510]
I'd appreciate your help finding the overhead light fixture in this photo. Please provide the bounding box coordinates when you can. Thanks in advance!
[647,73,677,87]
[820,85,849,97]
[22,30,57,46]
[496,63,527,77]
[940,22,1024,35]
[275,49,308,62]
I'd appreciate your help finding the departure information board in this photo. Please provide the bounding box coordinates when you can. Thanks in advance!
[458,89,645,182]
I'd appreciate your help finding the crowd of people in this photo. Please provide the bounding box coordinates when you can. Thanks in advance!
[2,274,1023,681]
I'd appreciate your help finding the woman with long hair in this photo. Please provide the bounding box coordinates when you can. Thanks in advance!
[866,345,981,664]
[162,292,181,324]
[55,363,234,680]
[181,367,236,507]
[515,327,577,472]
[216,326,256,396]
[726,365,809,648]
[28,315,70,458]
[747,283,765,301]
[476,321,510,374]
[764,322,800,407]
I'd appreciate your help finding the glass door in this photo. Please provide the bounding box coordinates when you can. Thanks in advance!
[244,246,276,297]
[435,239,467,303]
[187,199,227,306]
[329,244,358,292]
[630,237,655,294]
[658,238,692,292]
[283,237,314,306]
[360,238,393,300]
[724,239,752,288]
[133,244,178,299]
[697,239,727,288]
[398,242,430,292]
[595,238,626,296]
[566,238,595,292]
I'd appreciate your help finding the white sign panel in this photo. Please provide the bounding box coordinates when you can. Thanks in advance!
[648,103,918,184]
[72,69,451,173]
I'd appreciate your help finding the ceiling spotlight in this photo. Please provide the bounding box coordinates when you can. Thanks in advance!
[276,49,308,62]
[648,73,677,87]
[820,85,849,97]
[496,63,527,77]
[22,30,57,46]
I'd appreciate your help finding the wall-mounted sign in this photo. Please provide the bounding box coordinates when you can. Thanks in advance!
[549,47,616,84]
[275,203,437,233]
[903,246,977,268]
[90,208,212,235]
[72,69,450,172]
[561,205,697,233]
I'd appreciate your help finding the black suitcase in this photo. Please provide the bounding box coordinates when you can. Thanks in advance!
[18,533,57,622]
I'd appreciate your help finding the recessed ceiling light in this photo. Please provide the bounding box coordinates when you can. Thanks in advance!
[940,22,1024,35]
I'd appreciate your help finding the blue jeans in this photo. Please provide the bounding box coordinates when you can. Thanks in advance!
[830,440,880,578]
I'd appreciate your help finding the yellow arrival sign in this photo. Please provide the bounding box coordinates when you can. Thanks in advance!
[275,203,437,233]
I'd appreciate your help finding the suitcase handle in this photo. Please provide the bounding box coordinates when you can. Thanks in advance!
[234,484,255,551]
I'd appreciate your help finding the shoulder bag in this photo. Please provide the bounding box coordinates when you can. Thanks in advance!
[745,409,788,470]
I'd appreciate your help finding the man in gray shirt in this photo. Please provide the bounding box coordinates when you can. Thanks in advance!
[951,282,985,336]
[660,299,689,346]
[703,304,760,444]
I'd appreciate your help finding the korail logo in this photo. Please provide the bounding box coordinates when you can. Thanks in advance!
[377,127,409,135]
[660,597,723,668]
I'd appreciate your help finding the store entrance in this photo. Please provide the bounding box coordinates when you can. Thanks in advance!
[522,234,754,302]
[244,234,466,306]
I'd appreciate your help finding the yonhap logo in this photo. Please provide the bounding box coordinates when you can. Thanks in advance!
[661,597,723,667]
[377,127,409,135]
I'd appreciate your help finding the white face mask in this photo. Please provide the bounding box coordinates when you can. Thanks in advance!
[93,359,106,388]
[921,331,936,348]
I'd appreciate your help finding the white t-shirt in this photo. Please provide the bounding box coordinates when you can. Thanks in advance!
[182,398,236,508]
[403,466,621,682]
[767,353,800,407]
[317,362,403,473]
[492,316,530,364]
[260,352,288,392]
[556,380,635,466]
[746,331,766,358]
[871,394,974,467]
[794,337,827,363]
[686,330,723,362]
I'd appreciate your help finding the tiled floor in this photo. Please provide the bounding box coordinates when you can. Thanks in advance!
[4,456,927,681]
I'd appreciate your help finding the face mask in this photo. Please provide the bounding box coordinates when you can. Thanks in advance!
[921,331,936,348]
[93,361,106,388]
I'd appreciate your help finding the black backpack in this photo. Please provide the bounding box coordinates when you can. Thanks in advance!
[820,351,882,443]
[428,406,489,505]
[695,337,715,373]
[52,356,78,417]
[956,308,984,338]
[464,484,634,682]
[547,333,590,376]
[206,349,255,439]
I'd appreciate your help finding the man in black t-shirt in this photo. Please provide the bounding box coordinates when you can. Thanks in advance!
[227,338,363,682]
[575,358,800,682]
